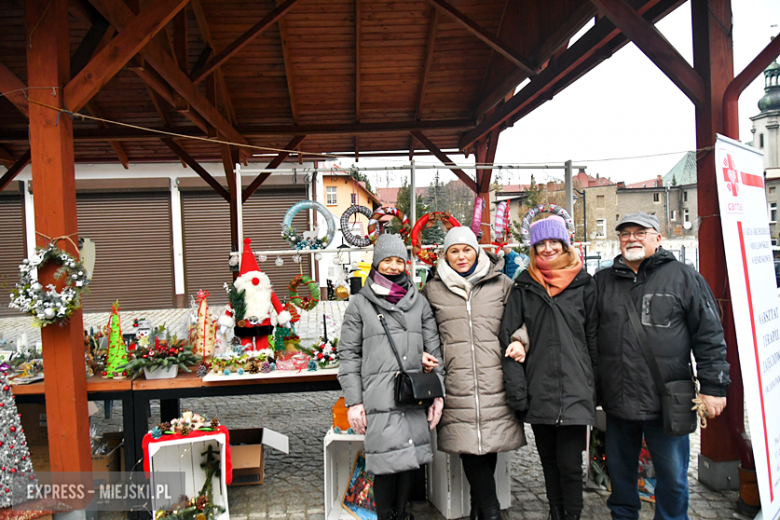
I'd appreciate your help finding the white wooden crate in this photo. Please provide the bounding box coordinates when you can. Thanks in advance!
[147,433,230,520]
[323,429,367,520]
[427,430,511,519]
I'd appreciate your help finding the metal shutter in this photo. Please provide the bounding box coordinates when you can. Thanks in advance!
[0,194,26,318]
[77,192,174,312]
[181,189,312,306]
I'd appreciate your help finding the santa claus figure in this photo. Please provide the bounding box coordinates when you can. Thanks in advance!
[231,238,291,355]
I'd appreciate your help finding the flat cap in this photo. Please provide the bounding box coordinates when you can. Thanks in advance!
[615,212,660,233]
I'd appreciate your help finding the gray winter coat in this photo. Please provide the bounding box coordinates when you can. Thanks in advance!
[338,282,444,475]
[422,251,526,455]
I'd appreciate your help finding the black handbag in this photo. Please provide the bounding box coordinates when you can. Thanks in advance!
[622,291,698,436]
[368,302,444,407]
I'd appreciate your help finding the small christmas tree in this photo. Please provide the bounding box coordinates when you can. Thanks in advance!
[103,301,127,378]
[191,290,216,363]
[0,374,38,507]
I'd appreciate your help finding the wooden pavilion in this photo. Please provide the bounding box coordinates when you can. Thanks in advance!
[0,0,777,511]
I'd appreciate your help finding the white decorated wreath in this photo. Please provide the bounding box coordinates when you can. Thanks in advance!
[9,242,90,327]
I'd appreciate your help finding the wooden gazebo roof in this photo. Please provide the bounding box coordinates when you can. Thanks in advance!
[0,0,683,172]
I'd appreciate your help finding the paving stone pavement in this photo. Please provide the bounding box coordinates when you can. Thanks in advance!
[1,306,744,519]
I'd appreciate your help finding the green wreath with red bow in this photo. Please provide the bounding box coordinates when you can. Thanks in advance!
[288,275,321,311]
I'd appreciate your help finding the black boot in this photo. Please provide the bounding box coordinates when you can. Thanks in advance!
[563,511,580,520]
[547,506,564,520]
[377,511,397,520]
[480,504,502,520]
[469,495,481,520]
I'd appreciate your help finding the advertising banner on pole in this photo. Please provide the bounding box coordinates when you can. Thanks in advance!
[715,134,780,520]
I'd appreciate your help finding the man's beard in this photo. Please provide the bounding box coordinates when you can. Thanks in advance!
[623,243,646,262]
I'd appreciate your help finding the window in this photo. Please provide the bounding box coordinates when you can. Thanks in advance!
[596,218,607,238]
[616,214,620,221]
[773,239,778,247]
[769,202,777,223]
[760,133,765,148]
[596,195,605,208]
[683,209,690,223]
[326,186,338,205]
[683,191,688,202]
[351,193,357,204]
[670,210,677,221]
[770,186,776,194]
[653,193,660,202]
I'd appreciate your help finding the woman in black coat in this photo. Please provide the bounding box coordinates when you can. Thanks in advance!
[499,216,598,520]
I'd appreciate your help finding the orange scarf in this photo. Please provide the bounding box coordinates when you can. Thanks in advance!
[528,248,581,297]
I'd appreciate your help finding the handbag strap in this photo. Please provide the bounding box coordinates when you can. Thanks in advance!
[621,289,669,397]
[367,300,407,375]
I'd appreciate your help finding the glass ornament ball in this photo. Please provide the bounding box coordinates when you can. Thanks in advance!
[258,254,268,263]
[275,257,284,267]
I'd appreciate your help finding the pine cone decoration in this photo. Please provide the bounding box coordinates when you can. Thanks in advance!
[210,418,220,428]
[260,361,271,373]
[180,426,191,436]
[248,363,260,374]
[196,495,208,511]
[160,422,172,431]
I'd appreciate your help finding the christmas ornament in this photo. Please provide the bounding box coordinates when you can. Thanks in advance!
[517,203,575,247]
[339,205,374,247]
[367,206,411,245]
[280,200,337,249]
[301,337,340,369]
[9,241,90,327]
[288,275,321,311]
[190,290,216,364]
[334,285,350,301]
[275,256,284,267]
[258,254,268,263]
[410,211,461,265]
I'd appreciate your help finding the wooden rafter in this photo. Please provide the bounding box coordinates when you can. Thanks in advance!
[460,0,681,149]
[65,0,189,112]
[163,139,230,201]
[0,60,29,117]
[190,0,302,84]
[475,0,510,105]
[590,0,705,105]
[86,102,130,169]
[0,119,474,143]
[0,146,16,167]
[0,150,30,192]
[243,135,306,202]
[278,0,298,123]
[172,8,188,73]
[425,0,537,77]
[410,131,477,192]
[355,0,361,123]
[409,8,439,157]
[129,63,208,132]
[89,0,250,150]
[69,17,111,77]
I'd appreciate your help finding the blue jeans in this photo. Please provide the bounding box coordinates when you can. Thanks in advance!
[606,415,690,520]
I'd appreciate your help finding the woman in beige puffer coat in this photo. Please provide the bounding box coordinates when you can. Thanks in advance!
[421,227,526,520]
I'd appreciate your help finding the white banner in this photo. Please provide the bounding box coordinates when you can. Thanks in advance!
[715,134,780,520]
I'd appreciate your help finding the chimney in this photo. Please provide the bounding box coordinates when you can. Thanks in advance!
[617,181,626,188]
[656,175,663,187]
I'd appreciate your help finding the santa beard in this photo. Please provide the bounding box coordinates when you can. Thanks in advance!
[623,243,646,262]
[233,271,272,320]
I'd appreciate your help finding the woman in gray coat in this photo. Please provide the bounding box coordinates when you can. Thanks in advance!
[338,234,444,520]
[422,227,526,520]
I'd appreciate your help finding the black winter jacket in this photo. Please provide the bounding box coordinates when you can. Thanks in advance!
[593,247,730,421]
[499,269,599,426]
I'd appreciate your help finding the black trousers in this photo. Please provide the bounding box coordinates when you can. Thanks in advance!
[531,424,587,515]
[374,469,414,519]
[461,453,499,512]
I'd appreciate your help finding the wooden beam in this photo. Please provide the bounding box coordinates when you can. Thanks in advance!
[0,60,29,117]
[590,0,705,105]
[0,118,474,143]
[89,0,247,147]
[0,146,16,167]
[410,131,477,192]
[0,150,31,191]
[425,0,537,77]
[172,7,188,73]
[86,102,130,168]
[162,138,230,201]
[192,47,212,76]
[219,143,240,256]
[66,0,189,112]
[278,0,298,123]
[416,9,439,121]
[190,0,303,84]
[243,135,306,202]
[26,0,93,478]
[461,0,681,149]
[355,0,361,123]
[69,17,111,78]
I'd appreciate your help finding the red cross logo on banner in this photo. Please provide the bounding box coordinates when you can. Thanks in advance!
[723,153,740,197]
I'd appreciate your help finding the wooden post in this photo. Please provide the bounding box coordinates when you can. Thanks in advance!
[26,0,93,475]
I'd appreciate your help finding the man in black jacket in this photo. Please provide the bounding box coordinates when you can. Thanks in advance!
[594,212,730,520]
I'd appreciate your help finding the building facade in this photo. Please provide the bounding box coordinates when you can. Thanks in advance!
[752,61,780,244]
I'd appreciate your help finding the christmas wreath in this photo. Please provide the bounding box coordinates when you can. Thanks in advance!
[518,203,575,246]
[367,206,411,245]
[410,212,461,265]
[281,200,337,250]
[9,242,90,327]
[340,205,374,247]
[288,275,321,311]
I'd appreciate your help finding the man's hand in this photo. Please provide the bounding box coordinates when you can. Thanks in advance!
[698,394,727,418]
[422,352,439,373]
[505,341,526,363]
[348,404,367,434]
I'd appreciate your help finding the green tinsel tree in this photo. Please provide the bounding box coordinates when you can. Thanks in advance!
[104,301,127,378]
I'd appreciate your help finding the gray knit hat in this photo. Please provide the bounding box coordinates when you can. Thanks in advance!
[372,234,408,267]
[443,226,479,254]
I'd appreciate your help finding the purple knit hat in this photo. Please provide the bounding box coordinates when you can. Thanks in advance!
[529,215,570,246]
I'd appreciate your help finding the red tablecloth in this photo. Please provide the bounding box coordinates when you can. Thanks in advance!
[142,426,233,485]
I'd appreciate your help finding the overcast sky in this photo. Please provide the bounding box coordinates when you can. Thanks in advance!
[327,0,780,190]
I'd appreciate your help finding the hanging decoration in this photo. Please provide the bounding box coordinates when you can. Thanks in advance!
[410,212,461,265]
[493,200,512,247]
[470,196,485,237]
[288,275,321,311]
[340,205,374,247]
[367,207,411,245]
[9,242,90,327]
[281,200,337,250]
[518,204,576,246]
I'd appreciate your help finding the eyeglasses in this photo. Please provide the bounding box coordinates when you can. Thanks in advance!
[618,230,657,241]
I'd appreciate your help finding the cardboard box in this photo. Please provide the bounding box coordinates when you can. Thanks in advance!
[229,428,289,486]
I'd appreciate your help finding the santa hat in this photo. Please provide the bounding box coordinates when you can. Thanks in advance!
[240,238,261,275]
